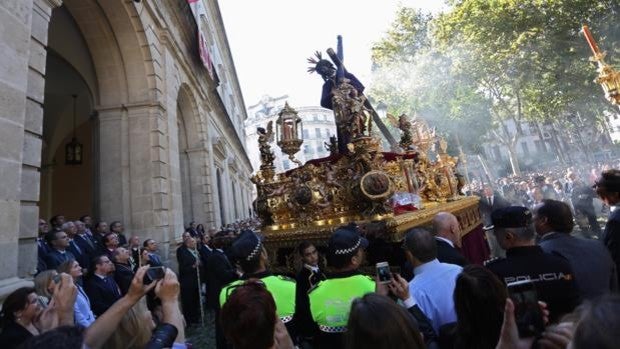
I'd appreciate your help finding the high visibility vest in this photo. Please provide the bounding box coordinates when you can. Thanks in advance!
[308,274,375,333]
[220,275,296,323]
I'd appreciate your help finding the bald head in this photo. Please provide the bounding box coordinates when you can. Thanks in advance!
[433,212,460,243]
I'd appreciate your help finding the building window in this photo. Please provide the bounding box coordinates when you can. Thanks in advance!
[534,140,544,153]
[313,114,319,121]
[304,145,311,154]
[283,160,290,170]
[521,142,529,156]
[303,129,310,139]
[315,128,322,138]
[326,129,331,137]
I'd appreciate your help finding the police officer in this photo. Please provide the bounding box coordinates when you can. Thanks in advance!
[484,206,580,322]
[306,226,375,349]
[219,230,296,330]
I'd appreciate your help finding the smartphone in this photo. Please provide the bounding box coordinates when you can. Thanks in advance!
[376,262,392,284]
[143,266,166,284]
[52,274,61,284]
[507,280,545,338]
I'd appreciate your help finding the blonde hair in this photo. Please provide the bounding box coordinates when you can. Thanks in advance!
[103,298,153,349]
[34,270,57,299]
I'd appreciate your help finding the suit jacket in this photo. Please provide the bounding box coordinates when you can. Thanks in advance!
[113,262,135,295]
[604,208,620,283]
[205,250,237,310]
[540,232,617,300]
[43,249,76,271]
[148,252,163,267]
[84,274,122,316]
[436,239,468,267]
[478,192,511,225]
[199,244,214,269]
[67,240,89,271]
[177,245,201,288]
[74,234,98,270]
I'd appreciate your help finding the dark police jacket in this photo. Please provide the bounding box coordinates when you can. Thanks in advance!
[539,232,617,300]
[485,246,580,322]
[604,208,620,283]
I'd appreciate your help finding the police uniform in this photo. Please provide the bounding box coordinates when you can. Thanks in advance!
[218,231,296,325]
[484,207,580,322]
[220,271,296,323]
[307,227,375,349]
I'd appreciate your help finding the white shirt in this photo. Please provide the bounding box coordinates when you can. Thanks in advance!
[408,259,462,333]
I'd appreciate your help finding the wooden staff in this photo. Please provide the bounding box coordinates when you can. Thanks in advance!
[194,244,205,327]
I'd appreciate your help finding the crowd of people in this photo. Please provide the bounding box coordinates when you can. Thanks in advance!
[2,167,620,349]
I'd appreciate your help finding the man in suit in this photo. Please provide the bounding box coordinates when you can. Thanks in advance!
[205,231,238,349]
[74,220,98,271]
[478,184,511,258]
[85,255,122,316]
[534,199,617,300]
[112,247,135,295]
[594,169,620,283]
[143,239,163,266]
[294,241,325,344]
[43,230,76,270]
[37,219,51,274]
[93,221,108,246]
[64,221,89,272]
[432,212,468,266]
[109,221,128,247]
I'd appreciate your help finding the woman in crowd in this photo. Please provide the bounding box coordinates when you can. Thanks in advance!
[57,260,96,328]
[102,299,153,348]
[440,265,507,349]
[0,287,42,348]
[177,236,202,325]
[220,279,294,349]
[344,293,425,349]
[34,270,57,308]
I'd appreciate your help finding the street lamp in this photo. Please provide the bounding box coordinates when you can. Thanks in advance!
[276,102,304,166]
[65,94,83,165]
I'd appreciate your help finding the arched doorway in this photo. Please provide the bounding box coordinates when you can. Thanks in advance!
[40,6,97,220]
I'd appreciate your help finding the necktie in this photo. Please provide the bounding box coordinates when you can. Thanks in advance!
[71,240,82,255]
[487,197,492,206]
[81,235,94,249]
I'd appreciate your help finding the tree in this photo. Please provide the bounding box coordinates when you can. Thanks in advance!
[369,8,492,157]
[434,0,620,173]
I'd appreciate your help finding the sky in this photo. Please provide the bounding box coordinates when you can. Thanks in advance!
[219,0,447,110]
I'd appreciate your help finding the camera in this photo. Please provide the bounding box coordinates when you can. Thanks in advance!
[376,262,392,284]
[507,280,545,338]
[143,266,166,285]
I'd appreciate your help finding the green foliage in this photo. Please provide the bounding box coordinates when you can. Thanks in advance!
[369,0,620,173]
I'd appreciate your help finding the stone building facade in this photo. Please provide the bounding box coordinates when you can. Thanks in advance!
[245,95,337,173]
[0,0,252,296]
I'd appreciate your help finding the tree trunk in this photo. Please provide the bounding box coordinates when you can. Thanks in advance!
[506,143,521,175]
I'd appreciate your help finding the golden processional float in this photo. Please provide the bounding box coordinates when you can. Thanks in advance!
[252,40,485,272]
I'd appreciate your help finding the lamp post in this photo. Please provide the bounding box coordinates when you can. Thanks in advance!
[65,94,83,165]
[276,102,304,166]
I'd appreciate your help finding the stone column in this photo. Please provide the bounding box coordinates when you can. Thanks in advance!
[0,0,62,297]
